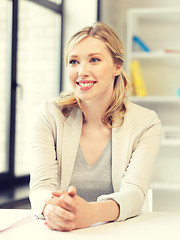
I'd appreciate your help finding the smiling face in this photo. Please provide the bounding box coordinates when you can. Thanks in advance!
[66,36,122,104]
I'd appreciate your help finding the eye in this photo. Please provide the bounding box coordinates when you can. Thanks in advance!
[90,58,100,63]
[69,59,78,65]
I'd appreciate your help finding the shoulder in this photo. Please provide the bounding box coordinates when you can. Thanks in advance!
[36,98,65,120]
[124,100,161,128]
[35,98,82,124]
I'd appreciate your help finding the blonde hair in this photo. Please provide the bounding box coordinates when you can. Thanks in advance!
[56,22,131,128]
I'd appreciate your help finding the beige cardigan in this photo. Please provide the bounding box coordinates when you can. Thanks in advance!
[29,99,161,221]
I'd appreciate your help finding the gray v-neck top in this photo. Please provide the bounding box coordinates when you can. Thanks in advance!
[70,137,114,202]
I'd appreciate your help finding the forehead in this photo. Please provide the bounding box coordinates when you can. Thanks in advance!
[69,36,110,56]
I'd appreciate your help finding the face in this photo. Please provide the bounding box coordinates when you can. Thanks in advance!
[66,36,122,104]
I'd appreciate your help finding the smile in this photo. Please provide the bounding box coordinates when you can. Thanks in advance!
[77,81,96,90]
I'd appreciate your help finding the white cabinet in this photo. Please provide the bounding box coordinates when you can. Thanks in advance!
[126,8,180,211]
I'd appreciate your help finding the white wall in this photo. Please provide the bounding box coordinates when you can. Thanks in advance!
[62,0,98,91]
[101,0,180,46]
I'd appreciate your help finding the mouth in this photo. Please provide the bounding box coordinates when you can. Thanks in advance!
[76,81,96,90]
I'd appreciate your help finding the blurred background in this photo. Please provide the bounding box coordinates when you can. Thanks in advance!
[0,0,180,211]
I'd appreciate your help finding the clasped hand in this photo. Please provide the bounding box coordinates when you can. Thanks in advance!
[43,186,94,231]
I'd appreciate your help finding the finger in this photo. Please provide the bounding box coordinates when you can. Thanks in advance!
[45,218,74,232]
[45,197,71,212]
[46,193,77,212]
[47,194,76,212]
[44,205,75,231]
[44,203,74,222]
[59,194,77,212]
[67,186,77,197]
[52,190,66,198]
[45,190,67,206]
[45,197,62,206]
[50,204,74,221]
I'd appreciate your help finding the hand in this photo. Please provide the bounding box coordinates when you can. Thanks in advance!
[67,194,95,230]
[44,186,95,231]
[43,187,77,231]
[57,186,95,229]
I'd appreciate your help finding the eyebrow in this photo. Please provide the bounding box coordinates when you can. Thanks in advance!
[68,55,78,58]
[68,53,103,58]
[88,53,103,57]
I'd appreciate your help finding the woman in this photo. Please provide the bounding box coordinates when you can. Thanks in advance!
[29,22,161,231]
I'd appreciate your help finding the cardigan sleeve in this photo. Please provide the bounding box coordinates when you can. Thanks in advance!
[97,109,162,222]
[29,100,62,218]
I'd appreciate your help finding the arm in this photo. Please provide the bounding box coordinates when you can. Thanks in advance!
[89,200,120,224]
[43,186,120,231]
[98,109,162,221]
[29,100,63,218]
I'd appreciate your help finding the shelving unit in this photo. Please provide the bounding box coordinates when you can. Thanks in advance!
[131,51,180,59]
[127,8,180,211]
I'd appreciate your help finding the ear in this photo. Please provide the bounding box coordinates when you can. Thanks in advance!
[114,64,122,76]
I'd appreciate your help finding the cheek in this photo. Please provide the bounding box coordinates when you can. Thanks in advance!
[95,65,109,77]
[67,69,76,83]
[102,65,117,80]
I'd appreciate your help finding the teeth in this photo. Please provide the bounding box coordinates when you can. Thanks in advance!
[79,82,94,87]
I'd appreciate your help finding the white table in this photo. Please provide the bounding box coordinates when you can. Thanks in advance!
[0,209,180,240]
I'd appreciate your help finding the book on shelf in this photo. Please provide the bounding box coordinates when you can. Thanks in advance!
[164,49,180,54]
[133,35,150,52]
[130,60,147,97]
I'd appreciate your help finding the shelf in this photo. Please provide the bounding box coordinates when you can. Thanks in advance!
[128,8,180,16]
[161,125,180,146]
[131,51,180,59]
[129,96,180,103]
[161,139,180,147]
[127,7,180,211]
[151,182,180,191]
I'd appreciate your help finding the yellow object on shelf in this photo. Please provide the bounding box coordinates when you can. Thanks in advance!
[130,60,147,97]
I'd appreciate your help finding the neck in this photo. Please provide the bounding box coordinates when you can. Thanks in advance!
[81,97,112,127]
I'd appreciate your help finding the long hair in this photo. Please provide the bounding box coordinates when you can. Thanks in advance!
[56,22,131,128]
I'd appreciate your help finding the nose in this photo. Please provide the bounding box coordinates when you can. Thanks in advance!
[78,63,89,78]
